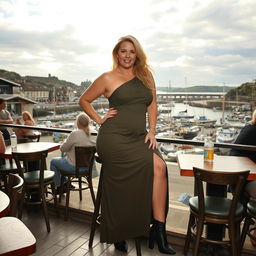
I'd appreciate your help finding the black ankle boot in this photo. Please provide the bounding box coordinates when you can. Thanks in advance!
[148,220,176,255]
[114,240,128,253]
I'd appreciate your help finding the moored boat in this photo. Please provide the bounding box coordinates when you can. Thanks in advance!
[172,109,194,119]
[216,126,238,143]
[194,115,216,126]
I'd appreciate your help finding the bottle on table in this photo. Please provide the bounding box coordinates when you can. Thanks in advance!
[10,132,17,151]
[204,136,214,162]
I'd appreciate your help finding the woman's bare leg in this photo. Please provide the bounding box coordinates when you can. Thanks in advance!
[152,154,167,222]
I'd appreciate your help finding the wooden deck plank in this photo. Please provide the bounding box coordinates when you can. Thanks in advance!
[36,245,63,256]
[70,248,88,256]
[54,237,88,256]
[19,201,255,255]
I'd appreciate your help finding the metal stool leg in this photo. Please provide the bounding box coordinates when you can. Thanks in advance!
[89,171,103,248]
[135,238,141,256]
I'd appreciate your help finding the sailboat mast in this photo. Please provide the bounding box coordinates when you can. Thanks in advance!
[185,76,188,108]
[222,83,225,123]
[168,80,171,123]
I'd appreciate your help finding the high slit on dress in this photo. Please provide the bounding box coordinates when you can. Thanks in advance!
[96,77,169,243]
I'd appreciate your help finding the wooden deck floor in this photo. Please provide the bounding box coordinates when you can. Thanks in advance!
[21,204,256,256]
[22,209,185,256]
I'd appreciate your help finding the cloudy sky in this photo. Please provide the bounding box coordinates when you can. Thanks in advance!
[0,0,255,88]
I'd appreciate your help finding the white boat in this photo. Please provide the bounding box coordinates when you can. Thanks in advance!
[225,115,240,122]
[213,107,222,112]
[176,126,200,140]
[158,103,173,114]
[194,115,216,126]
[159,143,177,155]
[216,126,238,143]
[37,120,53,136]
[157,130,177,139]
[244,115,252,123]
[192,134,208,142]
[172,109,194,119]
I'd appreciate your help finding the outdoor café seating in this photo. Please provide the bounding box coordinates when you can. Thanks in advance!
[6,173,23,217]
[183,167,249,256]
[0,139,30,191]
[23,131,41,142]
[12,149,58,232]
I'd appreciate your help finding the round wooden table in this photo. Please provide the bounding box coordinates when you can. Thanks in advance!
[0,142,60,159]
[0,190,10,217]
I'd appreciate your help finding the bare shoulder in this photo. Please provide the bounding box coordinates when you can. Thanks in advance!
[98,71,116,84]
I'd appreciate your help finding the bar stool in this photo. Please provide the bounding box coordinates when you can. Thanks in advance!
[240,200,256,253]
[89,153,142,256]
[59,146,96,221]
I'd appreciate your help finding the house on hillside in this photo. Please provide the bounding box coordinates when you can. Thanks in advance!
[0,94,37,118]
[0,77,21,94]
[21,84,49,102]
[0,77,37,118]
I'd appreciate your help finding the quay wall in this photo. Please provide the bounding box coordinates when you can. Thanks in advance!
[188,99,250,110]
[33,102,109,117]
[33,98,251,117]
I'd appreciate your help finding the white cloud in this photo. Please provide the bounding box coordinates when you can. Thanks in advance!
[0,0,255,87]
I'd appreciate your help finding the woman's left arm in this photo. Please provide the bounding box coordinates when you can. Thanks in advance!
[0,132,6,153]
[145,77,158,150]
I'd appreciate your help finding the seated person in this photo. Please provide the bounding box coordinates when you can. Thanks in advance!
[50,113,95,192]
[0,98,13,140]
[0,131,6,179]
[230,109,256,245]
[15,111,36,139]
[0,131,6,154]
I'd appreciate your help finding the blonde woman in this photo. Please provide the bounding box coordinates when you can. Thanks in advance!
[50,113,95,189]
[15,111,36,138]
[79,35,175,254]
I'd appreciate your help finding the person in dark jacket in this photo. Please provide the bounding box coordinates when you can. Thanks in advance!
[230,109,256,245]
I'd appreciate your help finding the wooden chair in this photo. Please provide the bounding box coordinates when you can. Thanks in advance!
[0,138,30,190]
[12,150,58,232]
[6,173,24,217]
[183,167,249,256]
[59,146,96,220]
[89,153,142,256]
[23,131,41,142]
[240,200,256,253]
[0,160,19,191]
[0,216,36,256]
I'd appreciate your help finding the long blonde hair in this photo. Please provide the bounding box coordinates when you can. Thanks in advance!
[112,35,154,89]
[249,109,256,125]
[22,111,36,125]
[76,113,90,136]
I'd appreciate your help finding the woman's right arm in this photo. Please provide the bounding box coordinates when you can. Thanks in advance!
[60,131,75,152]
[79,74,117,124]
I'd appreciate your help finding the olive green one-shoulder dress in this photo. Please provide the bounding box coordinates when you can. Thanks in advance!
[96,77,167,243]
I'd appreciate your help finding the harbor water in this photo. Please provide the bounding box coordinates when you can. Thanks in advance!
[171,103,231,125]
